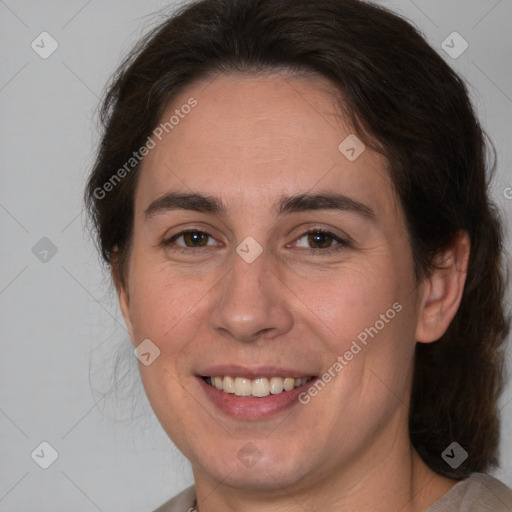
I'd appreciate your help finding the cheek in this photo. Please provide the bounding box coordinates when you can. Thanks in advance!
[298,255,418,400]
[126,260,204,350]
[300,260,404,338]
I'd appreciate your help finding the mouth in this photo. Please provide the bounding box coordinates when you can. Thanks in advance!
[196,368,318,420]
[202,375,314,397]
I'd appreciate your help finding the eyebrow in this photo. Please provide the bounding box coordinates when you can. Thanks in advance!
[144,191,376,222]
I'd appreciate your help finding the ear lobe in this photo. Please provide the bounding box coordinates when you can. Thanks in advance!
[111,248,135,342]
[117,284,135,342]
[415,231,470,344]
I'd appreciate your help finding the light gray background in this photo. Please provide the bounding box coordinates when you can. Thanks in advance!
[0,0,511,510]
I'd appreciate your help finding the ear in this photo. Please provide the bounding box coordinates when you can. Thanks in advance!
[111,248,135,342]
[415,231,470,343]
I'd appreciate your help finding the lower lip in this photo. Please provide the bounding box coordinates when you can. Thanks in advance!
[197,377,316,420]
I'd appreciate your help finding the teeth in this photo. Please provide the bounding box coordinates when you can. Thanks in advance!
[234,377,252,396]
[214,376,224,390]
[207,376,312,397]
[283,377,295,391]
[252,378,270,397]
[223,376,235,394]
[269,376,283,394]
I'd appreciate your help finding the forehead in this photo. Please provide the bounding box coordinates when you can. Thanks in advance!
[135,72,395,219]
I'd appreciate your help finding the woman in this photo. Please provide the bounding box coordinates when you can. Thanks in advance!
[85,0,512,510]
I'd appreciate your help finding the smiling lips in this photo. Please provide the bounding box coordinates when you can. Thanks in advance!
[205,376,313,397]
[197,366,318,419]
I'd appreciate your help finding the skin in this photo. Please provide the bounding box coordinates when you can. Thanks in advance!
[115,72,470,511]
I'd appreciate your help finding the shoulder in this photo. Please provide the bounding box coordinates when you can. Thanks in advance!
[427,473,512,511]
[152,485,196,512]
[151,476,512,511]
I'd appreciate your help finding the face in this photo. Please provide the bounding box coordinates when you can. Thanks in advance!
[118,72,427,494]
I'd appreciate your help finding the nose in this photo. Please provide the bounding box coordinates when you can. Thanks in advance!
[209,250,294,343]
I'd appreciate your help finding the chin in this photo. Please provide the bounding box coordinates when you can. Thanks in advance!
[190,438,320,491]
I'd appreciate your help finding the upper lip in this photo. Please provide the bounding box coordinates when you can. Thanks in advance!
[197,365,317,379]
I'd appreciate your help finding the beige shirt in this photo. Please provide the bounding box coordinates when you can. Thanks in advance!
[153,473,512,511]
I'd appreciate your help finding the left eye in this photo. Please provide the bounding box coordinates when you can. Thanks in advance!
[294,230,347,250]
[166,230,217,248]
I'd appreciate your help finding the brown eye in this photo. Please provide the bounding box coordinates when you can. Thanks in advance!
[307,231,335,249]
[293,229,350,254]
[182,231,209,247]
[163,230,217,250]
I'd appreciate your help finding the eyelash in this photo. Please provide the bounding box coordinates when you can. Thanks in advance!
[161,229,350,255]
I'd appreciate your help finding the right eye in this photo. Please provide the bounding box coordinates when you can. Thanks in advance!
[162,230,219,252]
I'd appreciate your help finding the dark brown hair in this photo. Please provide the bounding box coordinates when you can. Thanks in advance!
[85,0,510,479]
